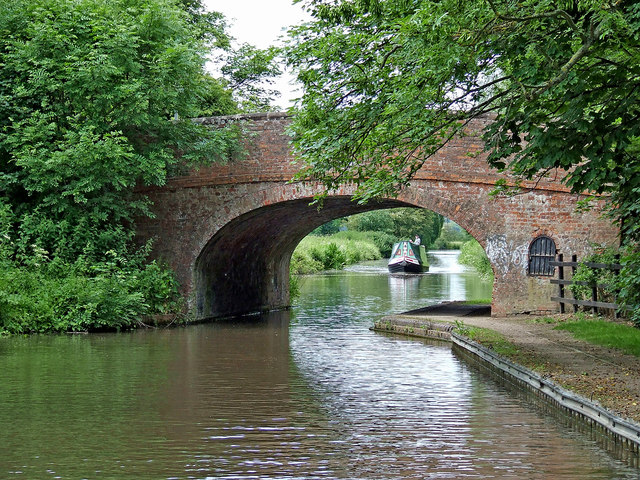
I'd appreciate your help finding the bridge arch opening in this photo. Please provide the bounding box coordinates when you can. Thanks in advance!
[194,196,408,319]
[193,195,493,320]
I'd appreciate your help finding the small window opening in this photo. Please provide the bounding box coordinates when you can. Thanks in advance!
[528,236,556,276]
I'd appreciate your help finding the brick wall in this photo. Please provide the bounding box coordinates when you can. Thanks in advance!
[135,113,618,319]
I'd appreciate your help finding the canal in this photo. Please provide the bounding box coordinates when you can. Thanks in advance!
[0,251,637,478]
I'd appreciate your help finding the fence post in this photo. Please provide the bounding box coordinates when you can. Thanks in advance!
[557,253,565,314]
[614,254,621,319]
[591,276,598,315]
[571,254,578,313]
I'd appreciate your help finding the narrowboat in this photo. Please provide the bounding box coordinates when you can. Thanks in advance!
[388,240,429,274]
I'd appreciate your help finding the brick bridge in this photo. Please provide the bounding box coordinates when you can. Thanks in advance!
[135,112,617,320]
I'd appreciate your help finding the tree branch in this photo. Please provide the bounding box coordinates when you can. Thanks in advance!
[485,0,587,41]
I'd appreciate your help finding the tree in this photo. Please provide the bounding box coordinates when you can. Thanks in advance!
[286,0,640,320]
[221,44,283,112]
[0,0,244,263]
[0,0,280,333]
[311,218,343,235]
[346,208,444,249]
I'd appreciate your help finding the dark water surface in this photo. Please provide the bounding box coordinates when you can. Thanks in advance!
[1,252,638,479]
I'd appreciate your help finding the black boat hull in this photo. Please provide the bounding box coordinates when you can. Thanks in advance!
[387,240,429,274]
[388,260,425,274]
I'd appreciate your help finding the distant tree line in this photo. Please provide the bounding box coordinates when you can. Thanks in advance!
[312,208,444,256]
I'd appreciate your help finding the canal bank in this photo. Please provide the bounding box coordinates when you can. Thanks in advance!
[373,302,640,464]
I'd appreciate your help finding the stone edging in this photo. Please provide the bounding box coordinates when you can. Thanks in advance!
[371,317,453,340]
[452,332,640,457]
[372,317,640,462]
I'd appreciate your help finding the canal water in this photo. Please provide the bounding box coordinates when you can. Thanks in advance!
[0,251,638,479]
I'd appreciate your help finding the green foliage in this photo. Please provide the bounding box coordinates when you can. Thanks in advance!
[287,0,640,204]
[289,272,301,300]
[286,0,640,314]
[0,0,241,265]
[323,242,346,270]
[555,316,640,357]
[221,44,282,112]
[618,249,640,327]
[0,0,282,333]
[345,208,443,254]
[570,245,640,326]
[571,246,619,304]
[194,74,240,117]
[458,239,493,282]
[177,0,229,47]
[353,231,397,257]
[433,221,472,250]
[0,256,181,334]
[290,232,382,274]
[453,319,471,337]
[310,218,343,236]
[290,248,323,275]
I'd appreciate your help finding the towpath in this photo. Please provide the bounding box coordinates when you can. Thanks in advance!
[379,302,640,424]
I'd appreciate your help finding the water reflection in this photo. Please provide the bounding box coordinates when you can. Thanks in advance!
[0,252,637,479]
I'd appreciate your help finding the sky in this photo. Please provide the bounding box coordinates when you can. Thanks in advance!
[203,0,310,110]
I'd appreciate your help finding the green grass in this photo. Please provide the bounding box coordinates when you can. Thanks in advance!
[527,316,558,324]
[453,321,520,357]
[554,317,640,357]
[462,298,492,305]
[290,233,382,274]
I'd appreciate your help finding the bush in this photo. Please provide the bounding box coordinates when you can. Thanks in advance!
[458,239,493,282]
[289,273,301,299]
[570,245,640,325]
[290,249,323,275]
[291,233,382,274]
[330,229,396,257]
[0,257,181,335]
[324,242,346,269]
[344,208,444,250]
[571,246,619,306]
[433,222,471,250]
[618,249,640,327]
[432,238,465,250]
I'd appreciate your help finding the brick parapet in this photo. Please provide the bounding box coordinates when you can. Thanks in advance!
[153,113,578,195]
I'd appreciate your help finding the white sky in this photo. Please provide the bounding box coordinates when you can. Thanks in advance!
[203,0,310,110]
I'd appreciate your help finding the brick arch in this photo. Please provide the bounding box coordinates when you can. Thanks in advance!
[191,182,500,320]
[192,191,408,319]
[135,113,618,320]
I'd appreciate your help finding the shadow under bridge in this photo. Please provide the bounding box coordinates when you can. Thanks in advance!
[194,196,408,320]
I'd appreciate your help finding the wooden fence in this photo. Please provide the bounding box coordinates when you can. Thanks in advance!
[550,254,624,317]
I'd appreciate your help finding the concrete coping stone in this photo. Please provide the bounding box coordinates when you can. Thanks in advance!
[453,332,640,450]
[193,112,291,124]
[372,315,640,458]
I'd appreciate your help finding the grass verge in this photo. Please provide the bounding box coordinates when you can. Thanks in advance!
[454,321,520,357]
[462,298,492,305]
[554,316,640,357]
[290,232,382,274]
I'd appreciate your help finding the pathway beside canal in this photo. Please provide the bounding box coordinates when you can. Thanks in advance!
[377,303,640,425]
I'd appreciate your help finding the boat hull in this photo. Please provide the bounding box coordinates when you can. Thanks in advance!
[387,241,429,274]
[388,260,425,274]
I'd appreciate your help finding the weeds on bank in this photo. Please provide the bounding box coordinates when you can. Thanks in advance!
[527,316,559,324]
[554,314,640,357]
[453,320,520,357]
